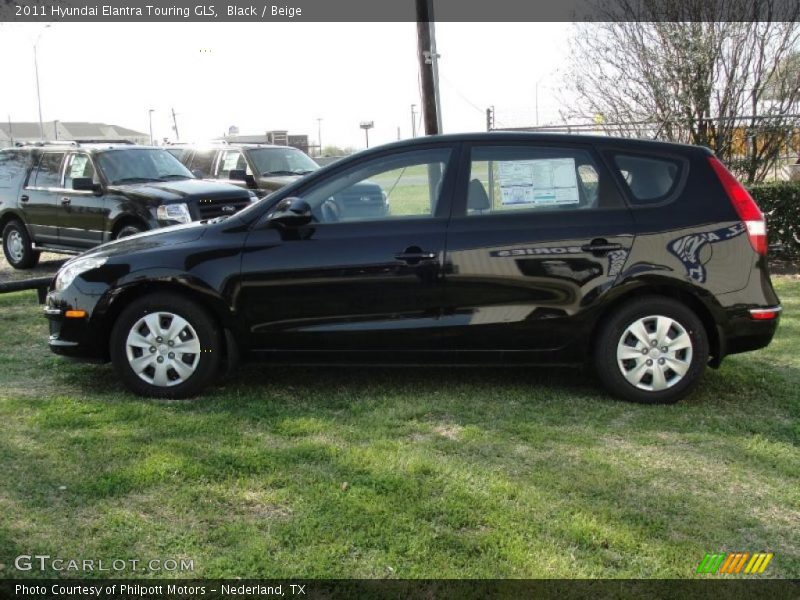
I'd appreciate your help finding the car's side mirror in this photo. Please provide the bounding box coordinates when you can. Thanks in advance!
[72,177,102,193]
[268,197,312,228]
[229,169,247,182]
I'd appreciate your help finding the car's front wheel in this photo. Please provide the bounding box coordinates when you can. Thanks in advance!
[2,219,40,269]
[594,296,709,404]
[110,293,221,398]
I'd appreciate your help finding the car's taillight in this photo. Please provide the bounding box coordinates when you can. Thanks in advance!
[707,156,767,256]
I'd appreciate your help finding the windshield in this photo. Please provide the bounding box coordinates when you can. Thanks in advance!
[248,147,319,176]
[96,149,194,185]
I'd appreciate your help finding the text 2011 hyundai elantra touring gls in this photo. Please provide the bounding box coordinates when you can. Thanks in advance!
[44,133,781,403]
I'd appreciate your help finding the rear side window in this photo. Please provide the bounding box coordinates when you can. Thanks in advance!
[30,152,65,188]
[613,154,682,205]
[466,145,622,216]
[190,150,216,177]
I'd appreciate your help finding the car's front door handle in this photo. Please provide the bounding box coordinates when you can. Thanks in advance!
[20,194,29,202]
[581,239,622,254]
[61,196,71,206]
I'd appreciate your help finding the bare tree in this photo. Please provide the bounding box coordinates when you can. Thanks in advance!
[565,0,800,182]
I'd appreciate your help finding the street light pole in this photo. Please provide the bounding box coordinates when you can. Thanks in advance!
[411,104,417,138]
[33,24,51,142]
[360,121,374,148]
[148,109,155,145]
[317,117,323,156]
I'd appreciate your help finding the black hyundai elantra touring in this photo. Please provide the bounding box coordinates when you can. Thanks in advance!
[44,133,781,403]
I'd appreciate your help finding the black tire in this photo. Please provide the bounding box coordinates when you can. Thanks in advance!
[114,223,145,240]
[594,296,709,404]
[110,292,221,398]
[2,219,40,269]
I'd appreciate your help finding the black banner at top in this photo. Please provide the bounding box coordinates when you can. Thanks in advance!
[2,0,800,22]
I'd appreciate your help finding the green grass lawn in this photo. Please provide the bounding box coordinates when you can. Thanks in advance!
[0,279,798,579]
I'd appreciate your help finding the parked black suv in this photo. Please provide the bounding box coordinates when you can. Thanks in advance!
[0,143,255,268]
[45,133,781,403]
[167,143,388,220]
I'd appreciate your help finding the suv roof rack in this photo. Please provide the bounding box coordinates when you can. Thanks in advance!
[15,140,79,148]
[70,139,136,145]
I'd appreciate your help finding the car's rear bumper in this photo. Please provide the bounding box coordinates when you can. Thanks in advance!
[717,305,780,360]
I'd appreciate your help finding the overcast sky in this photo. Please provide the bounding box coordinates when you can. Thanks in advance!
[0,22,572,149]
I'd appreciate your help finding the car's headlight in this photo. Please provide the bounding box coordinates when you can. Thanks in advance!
[156,202,192,224]
[54,257,107,292]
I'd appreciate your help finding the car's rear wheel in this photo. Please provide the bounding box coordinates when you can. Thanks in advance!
[2,220,40,269]
[110,293,221,398]
[594,296,709,404]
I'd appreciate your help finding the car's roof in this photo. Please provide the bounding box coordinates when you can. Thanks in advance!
[366,132,712,154]
[169,143,299,151]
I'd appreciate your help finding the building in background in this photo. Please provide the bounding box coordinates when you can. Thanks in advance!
[0,121,149,148]
[223,130,312,154]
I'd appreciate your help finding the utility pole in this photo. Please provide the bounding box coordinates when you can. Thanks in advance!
[410,104,417,138]
[8,115,13,146]
[486,106,495,132]
[316,117,323,155]
[416,0,441,135]
[148,109,155,145]
[171,108,180,141]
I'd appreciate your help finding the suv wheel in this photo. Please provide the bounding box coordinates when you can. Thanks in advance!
[594,297,709,404]
[2,220,40,269]
[110,293,221,398]
[114,224,145,239]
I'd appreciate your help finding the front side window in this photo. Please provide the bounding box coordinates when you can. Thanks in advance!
[0,151,27,190]
[96,149,193,185]
[248,147,318,176]
[64,154,98,189]
[465,146,617,216]
[299,148,451,223]
[30,152,65,188]
[216,150,250,178]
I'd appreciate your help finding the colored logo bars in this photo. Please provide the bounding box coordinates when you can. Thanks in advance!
[697,552,773,574]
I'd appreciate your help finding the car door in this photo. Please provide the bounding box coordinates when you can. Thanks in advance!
[21,151,65,245]
[59,152,106,248]
[441,141,636,356]
[237,144,458,354]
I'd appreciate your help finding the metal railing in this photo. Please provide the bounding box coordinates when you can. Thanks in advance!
[0,277,51,303]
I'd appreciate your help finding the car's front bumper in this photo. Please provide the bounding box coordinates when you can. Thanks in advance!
[45,294,108,362]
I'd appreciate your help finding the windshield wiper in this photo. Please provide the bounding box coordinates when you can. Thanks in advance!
[111,177,161,185]
[158,174,192,181]
[262,170,301,176]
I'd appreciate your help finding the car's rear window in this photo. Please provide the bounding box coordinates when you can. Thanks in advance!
[613,153,683,205]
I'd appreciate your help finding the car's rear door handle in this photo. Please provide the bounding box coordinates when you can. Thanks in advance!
[61,196,71,206]
[20,194,30,202]
[395,247,437,264]
[581,239,622,254]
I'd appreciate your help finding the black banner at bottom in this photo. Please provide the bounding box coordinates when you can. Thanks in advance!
[1,579,799,600]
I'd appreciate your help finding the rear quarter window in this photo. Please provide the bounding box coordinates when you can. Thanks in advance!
[612,153,684,205]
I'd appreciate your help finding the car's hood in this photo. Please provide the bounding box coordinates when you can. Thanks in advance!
[108,178,251,204]
[68,221,208,263]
